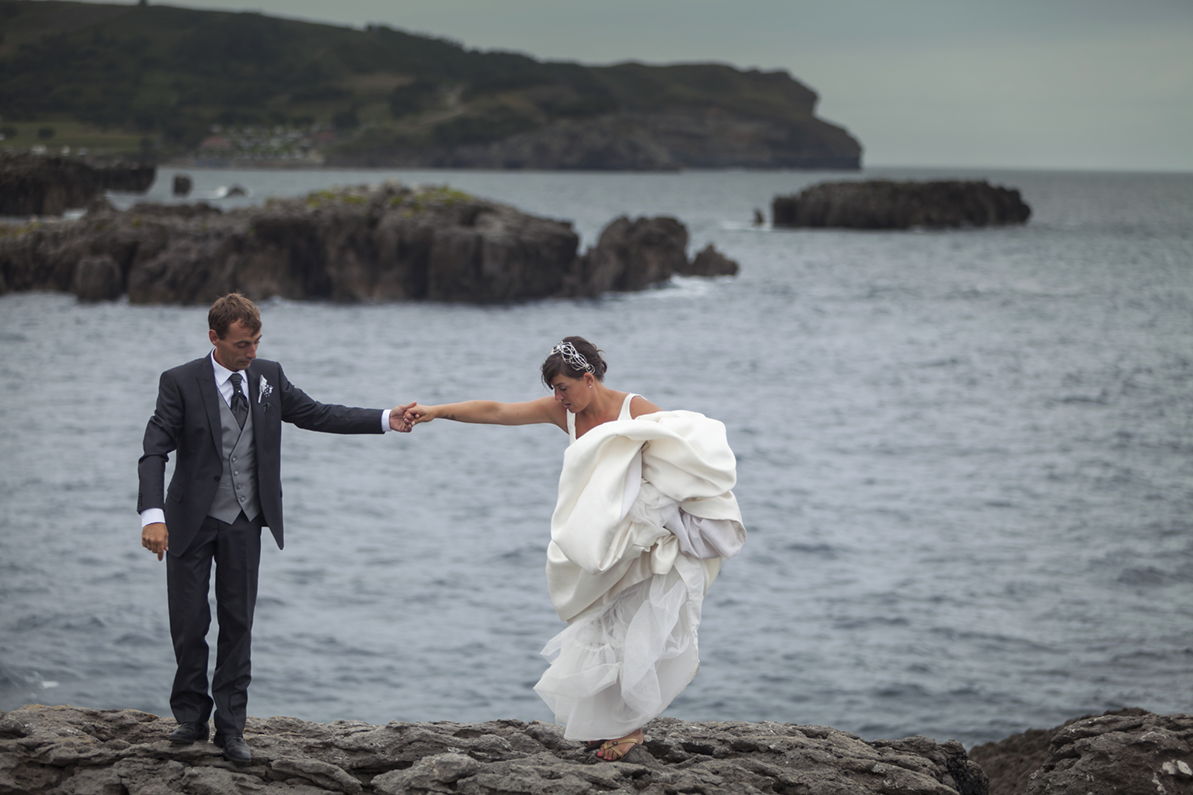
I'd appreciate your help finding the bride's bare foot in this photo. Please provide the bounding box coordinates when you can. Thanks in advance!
[596,729,644,761]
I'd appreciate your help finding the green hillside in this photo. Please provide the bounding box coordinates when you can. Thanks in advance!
[0,0,861,168]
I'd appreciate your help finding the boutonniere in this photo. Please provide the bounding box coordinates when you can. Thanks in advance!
[258,375,273,403]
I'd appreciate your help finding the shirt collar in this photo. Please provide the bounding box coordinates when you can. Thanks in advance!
[210,350,244,386]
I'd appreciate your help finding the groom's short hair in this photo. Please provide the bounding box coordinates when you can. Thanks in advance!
[209,293,262,338]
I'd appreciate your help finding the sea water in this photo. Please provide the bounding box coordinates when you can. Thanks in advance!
[1,166,1190,747]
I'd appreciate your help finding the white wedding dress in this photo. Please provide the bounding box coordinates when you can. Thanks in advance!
[533,395,746,740]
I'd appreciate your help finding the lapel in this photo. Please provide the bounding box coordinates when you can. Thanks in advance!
[197,354,223,452]
[246,362,270,451]
[246,363,261,426]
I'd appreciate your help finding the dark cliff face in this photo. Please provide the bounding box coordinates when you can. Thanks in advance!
[348,109,859,171]
[330,64,862,170]
[0,0,862,170]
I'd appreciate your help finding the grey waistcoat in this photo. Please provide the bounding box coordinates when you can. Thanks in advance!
[207,392,262,523]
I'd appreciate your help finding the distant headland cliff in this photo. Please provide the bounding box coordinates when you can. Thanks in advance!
[0,0,861,170]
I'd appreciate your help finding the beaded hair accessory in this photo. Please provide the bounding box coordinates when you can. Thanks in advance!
[552,341,595,374]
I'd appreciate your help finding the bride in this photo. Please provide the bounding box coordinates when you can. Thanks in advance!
[405,337,745,761]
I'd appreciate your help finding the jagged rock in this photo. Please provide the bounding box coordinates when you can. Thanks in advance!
[85,195,118,216]
[969,708,1193,795]
[679,244,740,277]
[0,186,737,304]
[570,215,689,296]
[0,153,154,216]
[127,201,223,219]
[173,174,193,197]
[0,184,580,304]
[772,180,1031,230]
[71,254,123,302]
[99,162,157,194]
[0,705,986,795]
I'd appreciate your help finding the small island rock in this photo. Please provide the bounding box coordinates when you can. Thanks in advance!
[772,179,1031,230]
[172,174,193,197]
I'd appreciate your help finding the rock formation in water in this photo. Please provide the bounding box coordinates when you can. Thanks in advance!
[682,244,742,278]
[0,153,155,217]
[571,215,690,295]
[172,174,193,197]
[771,180,1031,230]
[969,708,1193,795]
[0,704,986,795]
[0,183,739,304]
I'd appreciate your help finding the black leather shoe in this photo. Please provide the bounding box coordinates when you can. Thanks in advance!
[168,722,209,744]
[213,733,252,764]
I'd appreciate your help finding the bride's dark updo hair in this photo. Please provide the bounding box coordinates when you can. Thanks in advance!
[542,336,608,386]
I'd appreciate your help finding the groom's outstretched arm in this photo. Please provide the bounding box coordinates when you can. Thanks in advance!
[274,363,409,434]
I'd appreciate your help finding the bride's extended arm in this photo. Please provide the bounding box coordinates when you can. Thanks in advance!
[406,396,561,428]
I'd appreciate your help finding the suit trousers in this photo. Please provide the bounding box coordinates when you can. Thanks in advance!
[166,511,262,736]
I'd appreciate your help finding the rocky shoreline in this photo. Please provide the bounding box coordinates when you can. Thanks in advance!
[1,705,1189,795]
[0,182,738,304]
[0,705,984,795]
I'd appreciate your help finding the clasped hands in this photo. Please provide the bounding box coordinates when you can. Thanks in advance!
[389,401,417,432]
[389,401,435,431]
[402,403,435,428]
[388,402,435,431]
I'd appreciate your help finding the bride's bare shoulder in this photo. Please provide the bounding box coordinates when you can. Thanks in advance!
[629,394,662,418]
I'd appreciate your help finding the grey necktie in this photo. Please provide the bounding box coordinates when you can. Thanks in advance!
[229,373,248,429]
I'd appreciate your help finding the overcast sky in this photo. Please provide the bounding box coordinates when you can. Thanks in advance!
[59,0,1193,171]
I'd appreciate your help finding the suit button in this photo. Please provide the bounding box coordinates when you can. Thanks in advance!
[213,475,220,481]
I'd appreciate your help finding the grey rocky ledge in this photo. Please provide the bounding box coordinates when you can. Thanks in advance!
[0,183,739,304]
[0,704,985,795]
[970,708,1193,795]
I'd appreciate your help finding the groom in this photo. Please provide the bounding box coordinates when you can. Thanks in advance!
[137,293,414,763]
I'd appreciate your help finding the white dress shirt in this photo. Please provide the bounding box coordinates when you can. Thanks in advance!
[140,351,391,528]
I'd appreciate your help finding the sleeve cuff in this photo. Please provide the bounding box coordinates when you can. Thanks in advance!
[140,508,166,528]
[381,409,392,433]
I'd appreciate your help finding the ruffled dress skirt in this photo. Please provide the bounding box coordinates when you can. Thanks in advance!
[533,539,707,741]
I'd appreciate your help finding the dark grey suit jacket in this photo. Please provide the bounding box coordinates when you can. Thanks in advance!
[137,355,384,555]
